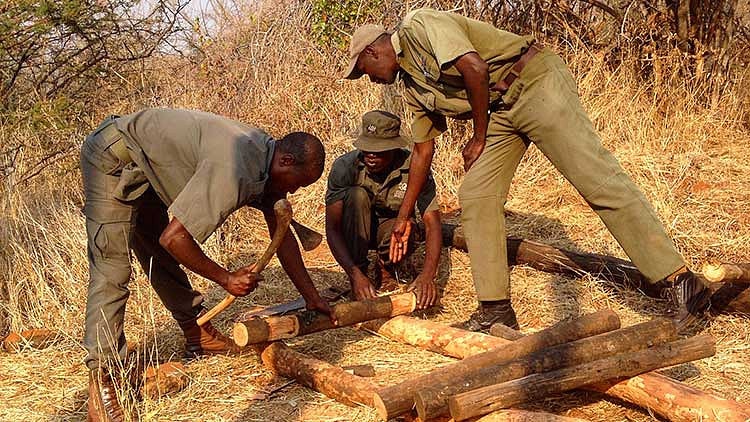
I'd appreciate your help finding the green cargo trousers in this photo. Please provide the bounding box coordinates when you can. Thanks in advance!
[342,186,418,273]
[458,48,686,301]
[80,120,203,370]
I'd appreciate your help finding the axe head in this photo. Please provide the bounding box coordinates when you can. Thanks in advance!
[292,220,323,251]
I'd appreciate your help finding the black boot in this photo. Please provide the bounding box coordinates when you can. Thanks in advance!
[660,271,711,332]
[464,299,519,332]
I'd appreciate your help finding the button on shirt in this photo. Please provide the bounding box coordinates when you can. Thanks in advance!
[115,108,274,243]
[326,149,439,218]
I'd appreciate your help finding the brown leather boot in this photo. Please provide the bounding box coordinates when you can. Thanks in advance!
[178,313,243,358]
[660,270,711,332]
[463,300,520,332]
[88,368,127,422]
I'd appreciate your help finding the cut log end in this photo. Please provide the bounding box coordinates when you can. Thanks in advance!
[372,392,390,420]
[232,323,251,347]
[703,263,727,283]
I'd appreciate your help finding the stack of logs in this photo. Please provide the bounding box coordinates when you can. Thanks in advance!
[234,292,750,421]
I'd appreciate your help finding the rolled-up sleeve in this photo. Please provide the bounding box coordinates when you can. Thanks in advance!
[405,88,447,143]
[325,155,357,206]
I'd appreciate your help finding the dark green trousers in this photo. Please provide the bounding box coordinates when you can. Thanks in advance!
[80,122,202,370]
[342,187,418,274]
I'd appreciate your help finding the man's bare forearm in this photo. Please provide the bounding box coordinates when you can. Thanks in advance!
[397,140,435,221]
[263,210,323,304]
[455,52,490,140]
[160,218,229,287]
[325,202,363,279]
[420,210,442,279]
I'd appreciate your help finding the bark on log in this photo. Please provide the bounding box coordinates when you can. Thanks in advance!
[476,409,589,422]
[372,310,620,420]
[233,292,416,346]
[414,318,677,420]
[367,315,750,422]
[448,334,717,421]
[260,342,376,407]
[442,224,750,315]
[589,373,750,422]
[2,329,58,352]
[489,322,525,340]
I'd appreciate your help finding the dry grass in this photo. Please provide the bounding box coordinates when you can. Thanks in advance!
[1,1,749,421]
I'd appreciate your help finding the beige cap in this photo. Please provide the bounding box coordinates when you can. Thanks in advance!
[342,24,387,79]
[354,110,409,152]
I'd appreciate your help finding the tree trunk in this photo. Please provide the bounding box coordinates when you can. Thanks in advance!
[372,310,620,420]
[260,342,376,407]
[589,373,750,422]
[366,315,750,422]
[233,292,416,346]
[448,334,716,421]
[414,318,676,420]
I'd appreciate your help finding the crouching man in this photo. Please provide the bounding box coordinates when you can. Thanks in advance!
[80,108,334,421]
[325,110,442,309]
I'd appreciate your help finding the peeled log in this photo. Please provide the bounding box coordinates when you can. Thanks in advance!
[359,316,515,358]
[476,409,589,422]
[141,362,189,400]
[367,315,750,422]
[261,342,376,407]
[414,318,677,420]
[233,292,416,346]
[372,310,620,420]
[448,334,717,421]
[589,374,750,422]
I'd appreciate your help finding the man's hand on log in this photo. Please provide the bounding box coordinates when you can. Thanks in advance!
[221,263,263,297]
[408,274,438,309]
[351,270,377,301]
[306,298,338,325]
[390,217,412,263]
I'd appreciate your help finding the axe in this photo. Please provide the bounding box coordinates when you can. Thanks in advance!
[291,219,323,251]
[197,199,294,326]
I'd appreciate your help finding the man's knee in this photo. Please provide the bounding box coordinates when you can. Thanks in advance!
[344,186,371,207]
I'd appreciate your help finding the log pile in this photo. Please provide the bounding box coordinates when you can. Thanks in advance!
[235,297,748,421]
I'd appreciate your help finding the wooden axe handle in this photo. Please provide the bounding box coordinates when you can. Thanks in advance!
[197,199,293,326]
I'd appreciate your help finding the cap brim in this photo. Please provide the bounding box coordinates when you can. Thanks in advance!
[353,135,410,152]
[342,56,363,79]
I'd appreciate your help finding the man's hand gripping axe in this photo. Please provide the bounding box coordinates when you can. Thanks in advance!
[197,199,293,326]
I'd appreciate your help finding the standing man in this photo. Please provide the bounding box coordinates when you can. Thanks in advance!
[343,9,710,331]
[81,108,333,421]
[325,110,441,308]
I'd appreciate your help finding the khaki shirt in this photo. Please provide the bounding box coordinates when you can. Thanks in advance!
[393,9,535,142]
[115,108,274,243]
[326,149,439,218]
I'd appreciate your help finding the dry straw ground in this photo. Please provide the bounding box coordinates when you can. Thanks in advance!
[1,1,749,421]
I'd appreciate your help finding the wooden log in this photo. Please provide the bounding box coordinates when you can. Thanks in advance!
[368,315,750,422]
[448,334,717,421]
[260,342,376,407]
[442,224,750,315]
[476,409,589,422]
[371,310,620,420]
[414,318,677,420]
[141,361,189,400]
[589,373,750,422]
[359,316,515,358]
[2,329,58,352]
[702,263,750,284]
[489,322,525,341]
[233,292,416,346]
[232,286,349,321]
